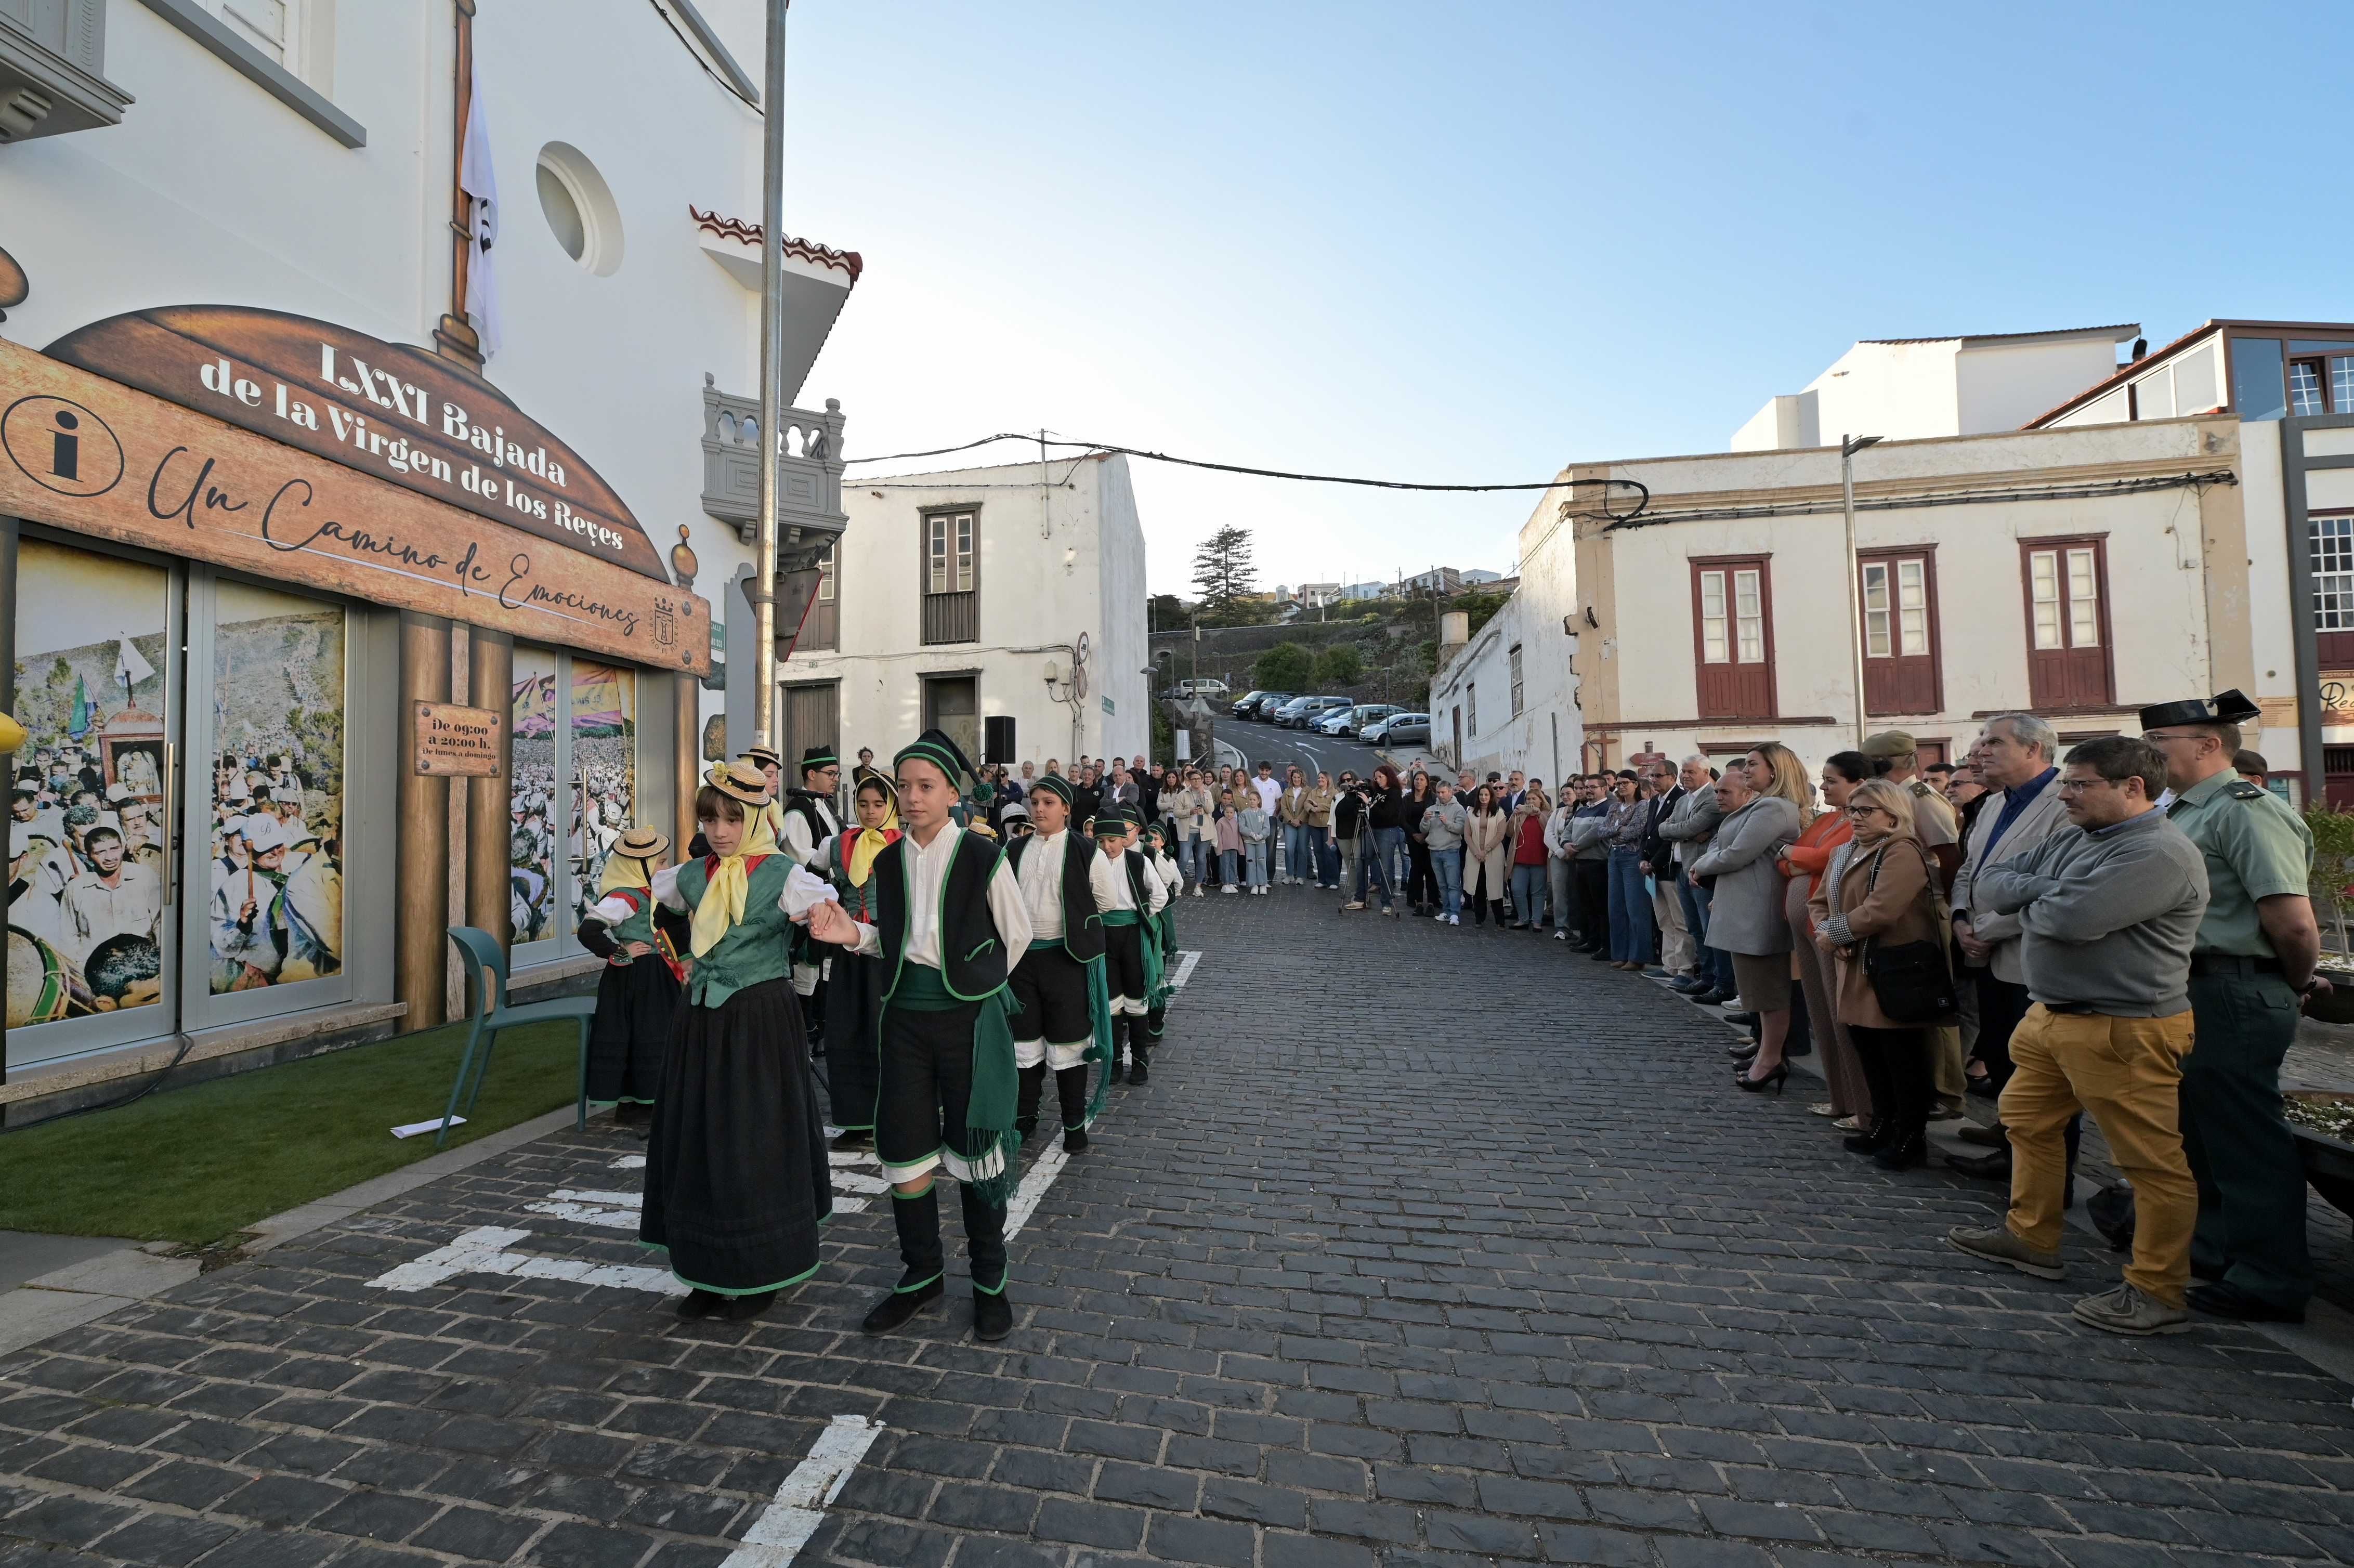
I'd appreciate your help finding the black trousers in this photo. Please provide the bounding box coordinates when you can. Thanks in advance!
[1103,924,1147,1014]
[1971,971,2035,1089]
[1850,1024,1931,1135]
[876,1001,1008,1292]
[1574,860,1610,946]
[1006,944,1092,1048]
[1405,843,1437,909]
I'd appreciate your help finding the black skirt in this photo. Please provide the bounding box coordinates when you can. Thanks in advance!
[640,977,833,1294]
[585,954,681,1105]
[823,950,887,1131]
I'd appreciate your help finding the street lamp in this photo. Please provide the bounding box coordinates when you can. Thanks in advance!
[1841,434,1881,748]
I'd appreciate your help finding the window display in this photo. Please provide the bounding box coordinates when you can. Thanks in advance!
[569,661,636,933]
[512,647,560,943]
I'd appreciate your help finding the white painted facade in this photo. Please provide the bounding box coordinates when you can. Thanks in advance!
[0,0,855,748]
[788,456,1149,769]
[1732,325,2139,450]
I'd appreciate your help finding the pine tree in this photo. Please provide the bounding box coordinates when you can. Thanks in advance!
[1190,526,1255,618]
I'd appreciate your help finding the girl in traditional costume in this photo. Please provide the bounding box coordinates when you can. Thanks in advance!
[643,762,833,1321]
[813,774,900,1151]
[799,731,1031,1342]
[577,826,689,1127]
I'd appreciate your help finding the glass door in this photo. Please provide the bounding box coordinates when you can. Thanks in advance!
[509,648,638,966]
[7,535,181,1066]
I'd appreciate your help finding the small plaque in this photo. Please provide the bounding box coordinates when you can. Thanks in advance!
[415,702,504,776]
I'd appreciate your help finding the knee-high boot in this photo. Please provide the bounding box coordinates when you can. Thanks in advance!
[888,1181,944,1291]
[961,1183,1012,1340]
[1014,1062,1047,1140]
[1055,1064,1091,1153]
[1128,1012,1152,1086]
[1103,1015,1127,1085]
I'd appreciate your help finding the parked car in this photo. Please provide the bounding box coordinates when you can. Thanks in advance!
[1321,702,1402,738]
[1235,689,1292,720]
[1363,712,1430,746]
[1172,678,1231,699]
[1310,708,1355,737]
[1230,689,1269,718]
[1277,695,1352,729]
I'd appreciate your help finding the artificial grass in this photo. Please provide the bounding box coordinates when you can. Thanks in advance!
[0,1017,583,1248]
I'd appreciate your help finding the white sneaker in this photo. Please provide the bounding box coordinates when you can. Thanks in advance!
[1432,912,1447,921]
[1223,885,1238,894]
[1448,914,1460,925]
[1193,886,1204,897]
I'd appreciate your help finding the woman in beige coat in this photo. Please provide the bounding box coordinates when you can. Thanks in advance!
[1460,785,1512,927]
[1807,777,1951,1173]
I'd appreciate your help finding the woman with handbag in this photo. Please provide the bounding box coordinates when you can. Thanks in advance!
[1808,777,1956,1172]
[1776,752,1873,1128]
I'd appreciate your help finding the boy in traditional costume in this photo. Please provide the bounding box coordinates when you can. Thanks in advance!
[1134,821,1181,1082]
[1003,773,1109,1153]
[779,745,843,1052]
[644,762,833,1321]
[1091,807,1170,1084]
[577,826,689,1127]
[799,731,1031,1342]
[811,774,900,1151]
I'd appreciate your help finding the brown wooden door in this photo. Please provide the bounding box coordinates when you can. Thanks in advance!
[781,683,839,790]
[1860,551,1942,715]
[2021,539,2113,710]
[1691,557,1775,719]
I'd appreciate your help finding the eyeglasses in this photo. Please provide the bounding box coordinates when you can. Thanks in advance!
[2055,775,2117,793]
[1845,805,1889,819]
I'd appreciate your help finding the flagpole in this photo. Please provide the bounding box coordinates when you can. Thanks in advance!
[750,0,788,753]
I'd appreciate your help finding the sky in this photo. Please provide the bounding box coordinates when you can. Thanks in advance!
[770,2,2354,597]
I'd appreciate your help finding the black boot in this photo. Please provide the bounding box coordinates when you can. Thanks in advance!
[802,977,828,1058]
[1128,1028,1151,1086]
[1843,1119,1897,1155]
[1055,1065,1091,1154]
[1014,1062,1047,1141]
[864,1182,946,1334]
[1874,1127,1929,1171]
[960,1185,1012,1342]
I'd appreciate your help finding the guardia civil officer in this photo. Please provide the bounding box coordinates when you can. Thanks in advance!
[2143,689,2324,1324]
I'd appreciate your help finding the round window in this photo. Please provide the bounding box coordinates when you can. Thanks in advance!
[534,143,624,276]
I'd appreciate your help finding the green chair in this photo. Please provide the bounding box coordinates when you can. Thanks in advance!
[437,926,601,1148]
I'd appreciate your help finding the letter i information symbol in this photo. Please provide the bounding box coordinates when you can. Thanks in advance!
[3,395,122,498]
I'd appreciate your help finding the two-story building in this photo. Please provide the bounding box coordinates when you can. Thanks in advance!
[0,0,857,1102]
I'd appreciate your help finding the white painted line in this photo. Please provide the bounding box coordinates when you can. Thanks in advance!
[721,1413,886,1567]
[552,1188,643,1207]
[827,1150,879,1167]
[611,1154,647,1169]
[524,1200,638,1229]
[1002,1142,1070,1241]
[366,1225,685,1296]
[1168,950,1201,989]
[830,1170,889,1195]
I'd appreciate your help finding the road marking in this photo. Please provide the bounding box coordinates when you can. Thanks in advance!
[367,1225,684,1295]
[1003,1142,1069,1242]
[721,1414,886,1567]
[1169,950,1201,990]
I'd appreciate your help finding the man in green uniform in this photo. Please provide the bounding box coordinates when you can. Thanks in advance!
[2143,689,2324,1324]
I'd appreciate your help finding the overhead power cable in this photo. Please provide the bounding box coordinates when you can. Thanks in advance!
[844,432,1649,519]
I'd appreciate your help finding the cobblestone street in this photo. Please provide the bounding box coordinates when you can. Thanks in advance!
[5,890,2354,1568]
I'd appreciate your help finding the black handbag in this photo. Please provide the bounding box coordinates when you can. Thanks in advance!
[1856,845,1959,1023]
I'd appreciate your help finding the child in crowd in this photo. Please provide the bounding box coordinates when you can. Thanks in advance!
[1214,789,1243,892]
[1238,793,1272,894]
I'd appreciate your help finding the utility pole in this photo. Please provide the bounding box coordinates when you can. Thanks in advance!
[1840,434,1881,749]
[750,0,789,751]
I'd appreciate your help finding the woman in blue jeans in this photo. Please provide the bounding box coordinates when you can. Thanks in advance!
[1357,763,1409,916]
[1603,774,1657,966]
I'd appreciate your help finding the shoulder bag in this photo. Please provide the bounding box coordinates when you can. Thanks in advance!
[1859,843,1959,1024]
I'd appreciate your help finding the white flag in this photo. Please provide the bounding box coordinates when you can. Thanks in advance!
[458,77,502,360]
[115,635,154,688]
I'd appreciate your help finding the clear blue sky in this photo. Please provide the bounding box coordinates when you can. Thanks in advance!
[782,2,2354,596]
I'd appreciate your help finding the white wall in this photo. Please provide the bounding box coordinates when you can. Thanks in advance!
[1807,339,1961,446]
[794,456,1147,769]
[1955,336,2122,433]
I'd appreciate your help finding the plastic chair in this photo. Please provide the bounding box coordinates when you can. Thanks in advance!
[436,926,601,1148]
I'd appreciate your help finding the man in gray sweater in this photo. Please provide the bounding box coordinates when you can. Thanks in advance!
[1420,782,1469,925]
[1946,736,2209,1337]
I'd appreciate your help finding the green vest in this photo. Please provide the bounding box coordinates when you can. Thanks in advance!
[600,885,659,949]
[674,854,794,1007]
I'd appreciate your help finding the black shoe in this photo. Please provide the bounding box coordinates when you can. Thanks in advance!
[1966,1076,2000,1100]
[828,1128,873,1153]
[1874,1130,1928,1171]
[1843,1121,1897,1155]
[1063,1127,1090,1154]
[1721,1010,1758,1026]
[676,1289,728,1321]
[1944,1147,2012,1181]
[1013,1117,1039,1141]
[1588,949,1617,962]
[1727,1040,1760,1061]
[1684,989,1723,1007]
[1668,975,1709,992]
[1734,1061,1788,1093]
[973,1288,1014,1342]
[614,1101,652,1126]
[862,1277,945,1334]
[724,1290,779,1321]
[1128,1055,1150,1086]
[2187,1281,2306,1324]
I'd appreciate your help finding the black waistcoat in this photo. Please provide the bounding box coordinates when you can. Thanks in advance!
[1006,831,1104,962]
[875,829,1010,1000]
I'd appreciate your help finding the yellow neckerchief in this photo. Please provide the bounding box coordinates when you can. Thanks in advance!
[597,851,653,898]
[689,807,780,957]
[846,796,901,886]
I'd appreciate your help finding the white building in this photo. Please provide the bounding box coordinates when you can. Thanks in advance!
[782,456,1149,772]
[0,0,856,1081]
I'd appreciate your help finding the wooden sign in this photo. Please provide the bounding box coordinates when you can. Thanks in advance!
[0,337,712,674]
[43,306,671,581]
[414,702,504,776]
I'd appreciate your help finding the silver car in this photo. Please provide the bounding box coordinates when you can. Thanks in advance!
[1364,712,1429,746]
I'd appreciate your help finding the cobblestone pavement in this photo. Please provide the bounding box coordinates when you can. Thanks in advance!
[5,890,2354,1568]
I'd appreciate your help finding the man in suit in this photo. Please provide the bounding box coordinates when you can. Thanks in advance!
[1634,759,1695,980]
[1946,712,2073,1182]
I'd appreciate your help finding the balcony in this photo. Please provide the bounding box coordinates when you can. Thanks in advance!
[921,591,977,646]
[700,380,847,567]
[0,0,134,142]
